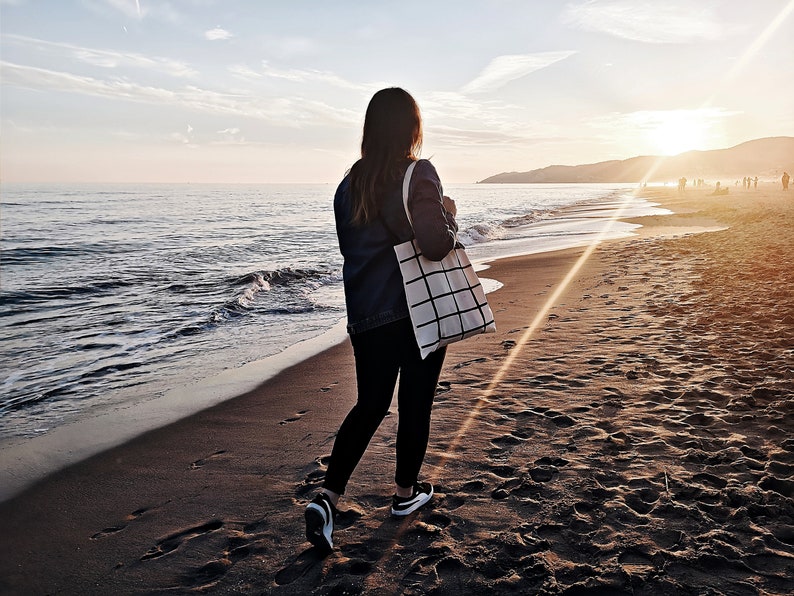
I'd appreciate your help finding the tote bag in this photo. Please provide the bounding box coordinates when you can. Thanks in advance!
[395,161,496,359]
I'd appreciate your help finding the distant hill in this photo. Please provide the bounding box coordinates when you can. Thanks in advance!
[479,137,794,183]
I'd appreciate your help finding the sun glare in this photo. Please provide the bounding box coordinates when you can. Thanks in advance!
[648,112,708,156]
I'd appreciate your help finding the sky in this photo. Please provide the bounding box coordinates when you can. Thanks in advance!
[1,0,793,184]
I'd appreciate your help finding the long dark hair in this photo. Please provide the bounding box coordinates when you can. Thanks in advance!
[349,87,423,225]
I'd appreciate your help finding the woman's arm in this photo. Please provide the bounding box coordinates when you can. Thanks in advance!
[409,160,458,261]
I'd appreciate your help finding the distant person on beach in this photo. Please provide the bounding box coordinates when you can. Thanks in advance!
[754,176,758,190]
[711,181,729,196]
[783,171,790,190]
[304,87,458,552]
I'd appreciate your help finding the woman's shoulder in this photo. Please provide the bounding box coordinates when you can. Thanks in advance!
[335,173,350,195]
[412,159,441,182]
[333,171,353,211]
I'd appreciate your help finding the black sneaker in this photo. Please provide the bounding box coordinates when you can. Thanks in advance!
[391,482,434,516]
[305,493,336,551]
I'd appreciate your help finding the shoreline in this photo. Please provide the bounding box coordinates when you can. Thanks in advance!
[0,319,350,503]
[1,186,792,594]
[0,191,667,503]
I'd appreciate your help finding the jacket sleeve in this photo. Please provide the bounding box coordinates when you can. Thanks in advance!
[407,160,458,261]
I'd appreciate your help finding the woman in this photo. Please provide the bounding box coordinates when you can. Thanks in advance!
[305,88,458,552]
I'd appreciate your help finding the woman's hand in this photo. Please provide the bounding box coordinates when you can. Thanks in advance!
[442,195,457,217]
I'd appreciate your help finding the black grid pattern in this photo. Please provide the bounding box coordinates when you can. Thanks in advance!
[395,239,495,359]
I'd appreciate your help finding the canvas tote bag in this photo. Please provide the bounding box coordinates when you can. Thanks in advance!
[394,161,496,359]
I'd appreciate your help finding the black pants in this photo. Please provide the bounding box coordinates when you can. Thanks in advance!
[322,317,446,495]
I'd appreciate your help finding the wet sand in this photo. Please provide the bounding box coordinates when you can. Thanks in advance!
[1,185,792,595]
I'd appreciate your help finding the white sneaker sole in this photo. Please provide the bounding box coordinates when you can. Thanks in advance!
[305,502,333,551]
[391,486,434,516]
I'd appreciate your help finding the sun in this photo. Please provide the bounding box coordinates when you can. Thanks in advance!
[647,111,709,156]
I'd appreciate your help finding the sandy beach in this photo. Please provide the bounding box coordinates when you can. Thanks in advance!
[1,185,792,595]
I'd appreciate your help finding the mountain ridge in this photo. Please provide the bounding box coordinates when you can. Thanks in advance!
[479,136,794,183]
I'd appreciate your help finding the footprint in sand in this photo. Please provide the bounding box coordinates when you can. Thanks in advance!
[435,380,452,394]
[279,410,309,425]
[90,504,163,540]
[537,409,575,427]
[528,467,557,483]
[442,494,466,510]
[329,556,374,576]
[177,534,261,590]
[189,449,227,469]
[140,520,224,561]
[460,479,487,493]
[295,454,335,498]
[488,464,520,478]
[759,475,794,498]
[179,560,230,589]
[452,357,488,369]
[492,477,523,500]
[274,550,329,585]
[91,525,127,540]
[624,488,660,515]
[490,433,526,449]
[535,456,569,468]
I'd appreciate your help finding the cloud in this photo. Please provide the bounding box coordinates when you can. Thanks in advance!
[228,64,262,81]
[418,90,571,150]
[88,0,182,23]
[205,27,233,41]
[594,107,740,130]
[3,60,177,101]
[75,48,197,77]
[427,124,553,148]
[0,61,359,127]
[99,0,144,19]
[421,91,506,123]
[461,51,577,94]
[259,62,364,89]
[229,61,381,93]
[4,34,197,77]
[562,0,730,43]
[168,131,193,145]
[214,127,246,145]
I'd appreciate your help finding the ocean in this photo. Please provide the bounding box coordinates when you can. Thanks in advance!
[0,181,667,496]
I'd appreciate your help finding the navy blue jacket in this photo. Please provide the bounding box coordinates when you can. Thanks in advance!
[334,159,458,334]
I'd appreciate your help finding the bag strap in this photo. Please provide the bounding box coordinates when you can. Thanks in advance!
[402,160,460,246]
[401,160,418,229]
